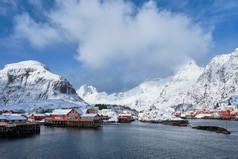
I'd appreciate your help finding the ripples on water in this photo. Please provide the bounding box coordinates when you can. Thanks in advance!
[0,119,237,159]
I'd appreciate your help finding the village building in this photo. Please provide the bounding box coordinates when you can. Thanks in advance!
[81,114,101,121]
[118,114,132,122]
[51,109,82,120]
[0,115,40,137]
[0,115,27,124]
[99,109,114,120]
[172,112,181,117]
[219,110,231,117]
[2,110,23,114]
[45,109,102,128]
[29,114,47,122]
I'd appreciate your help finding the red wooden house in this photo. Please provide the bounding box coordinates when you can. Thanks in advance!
[230,111,238,116]
[118,114,132,119]
[51,109,82,120]
[172,112,181,117]
[80,114,101,121]
[0,115,27,124]
[29,114,46,121]
[103,115,110,120]
[2,110,23,115]
[219,110,231,117]
[117,114,132,122]
[196,111,205,114]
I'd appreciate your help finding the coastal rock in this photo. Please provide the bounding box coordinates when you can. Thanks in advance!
[192,126,231,134]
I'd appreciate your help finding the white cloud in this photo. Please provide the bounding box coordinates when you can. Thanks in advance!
[12,0,213,92]
[13,13,63,49]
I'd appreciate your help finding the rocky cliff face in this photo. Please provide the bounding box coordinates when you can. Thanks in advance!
[0,60,87,107]
[77,49,238,112]
[188,49,238,106]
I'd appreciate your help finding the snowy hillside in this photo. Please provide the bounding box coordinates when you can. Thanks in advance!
[77,60,203,112]
[77,49,238,112]
[0,60,88,109]
[188,49,238,106]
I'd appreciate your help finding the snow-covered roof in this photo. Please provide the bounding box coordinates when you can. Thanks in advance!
[81,114,98,117]
[0,115,7,120]
[2,113,23,116]
[45,113,51,116]
[118,114,131,116]
[52,109,72,115]
[7,116,27,120]
[32,114,46,117]
[74,109,84,115]
[0,115,27,120]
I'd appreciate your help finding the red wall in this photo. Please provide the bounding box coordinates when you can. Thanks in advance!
[118,115,132,119]
[219,110,231,117]
[52,109,80,120]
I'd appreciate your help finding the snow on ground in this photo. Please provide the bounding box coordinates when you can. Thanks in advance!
[98,109,118,122]
[138,110,183,122]
[195,114,213,119]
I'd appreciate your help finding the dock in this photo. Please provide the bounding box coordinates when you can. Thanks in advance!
[0,122,40,137]
[44,119,101,128]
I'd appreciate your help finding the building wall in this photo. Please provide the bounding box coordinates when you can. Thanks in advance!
[52,109,80,120]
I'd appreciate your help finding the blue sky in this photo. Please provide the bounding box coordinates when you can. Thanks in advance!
[0,0,238,93]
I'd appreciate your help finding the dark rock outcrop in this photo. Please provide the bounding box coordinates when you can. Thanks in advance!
[142,120,189,127]
[192,126,231,134]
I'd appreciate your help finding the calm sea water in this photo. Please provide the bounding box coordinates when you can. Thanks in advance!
[0,119,238,159]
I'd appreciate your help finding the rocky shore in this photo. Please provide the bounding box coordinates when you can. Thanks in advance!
[192,126,231,134]
[141,119,189,126]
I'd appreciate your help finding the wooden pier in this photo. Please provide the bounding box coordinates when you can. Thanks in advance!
[44,119,101,128]
[118,118,133,123]
[0,122,40,137]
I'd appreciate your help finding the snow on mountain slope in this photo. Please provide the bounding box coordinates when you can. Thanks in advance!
[188,49,238,106]
[0,60,88,108]
[76,85,108,103]
[77,49,238,112]
[77,60,204,112]
[4,99,89,112]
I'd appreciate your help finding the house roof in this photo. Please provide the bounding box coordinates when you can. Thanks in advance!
[118,114,131,116]
[52,109,72,115]
[74,109,84,115]
[7,116,27,120]
[32,114,46,117]
[0,115,27,120]
[0,115,7,120]
[81,114,98,117]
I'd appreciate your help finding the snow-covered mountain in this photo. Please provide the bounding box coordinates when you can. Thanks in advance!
[0,60,88,109]
[77,49,238,112]
[188,48,238,106]
[77,60,204,112]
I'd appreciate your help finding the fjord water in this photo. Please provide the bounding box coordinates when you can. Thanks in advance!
[0,120,238,159]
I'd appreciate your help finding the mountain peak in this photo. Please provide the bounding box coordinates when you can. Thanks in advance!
[0,60,86,107]
[77,85,98,96]
[3,60,49,71]
[188,60,197,66]
[175,60,203,77]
